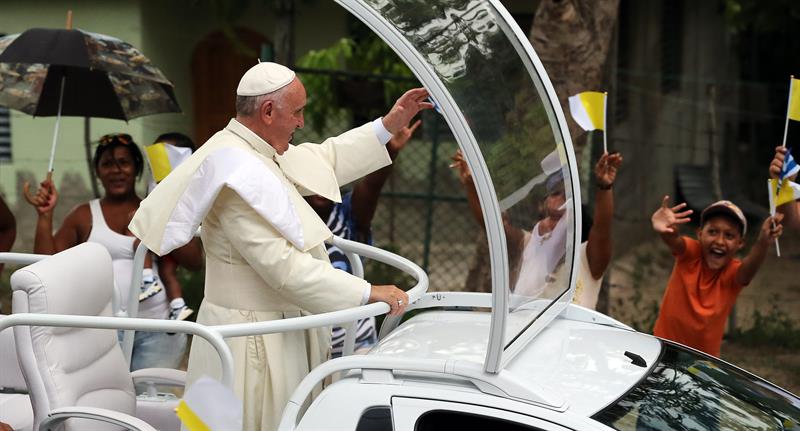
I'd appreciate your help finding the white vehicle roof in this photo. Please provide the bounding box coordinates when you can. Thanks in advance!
[371,310,661,416]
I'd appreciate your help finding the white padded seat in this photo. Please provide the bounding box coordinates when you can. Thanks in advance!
[11,243,140,431]
[0,320,33,431]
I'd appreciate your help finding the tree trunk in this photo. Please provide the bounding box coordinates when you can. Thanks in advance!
[530,0,620,156]
[273,0,295,65]
[530,0,620,315]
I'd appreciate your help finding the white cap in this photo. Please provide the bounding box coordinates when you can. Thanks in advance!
[236,62,296,96]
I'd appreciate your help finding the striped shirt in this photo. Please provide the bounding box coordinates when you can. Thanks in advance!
[327,192,378,357]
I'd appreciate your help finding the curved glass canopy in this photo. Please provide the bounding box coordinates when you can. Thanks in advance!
[337,0,581,373]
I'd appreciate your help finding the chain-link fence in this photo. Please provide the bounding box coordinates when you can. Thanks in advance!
[295,67,482,292]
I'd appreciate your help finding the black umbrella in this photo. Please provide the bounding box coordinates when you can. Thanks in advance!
[0,23,181,200]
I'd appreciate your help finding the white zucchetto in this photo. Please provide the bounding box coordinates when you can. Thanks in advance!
[236,62,296,96]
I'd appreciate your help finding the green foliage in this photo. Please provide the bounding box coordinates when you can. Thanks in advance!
[731,294,800,349]
[177,266,206,322]
[620,251,663,333]
[724,0,800,34]
[296,34,415,133]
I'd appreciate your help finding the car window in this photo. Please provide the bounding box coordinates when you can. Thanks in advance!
[417,410,546,431]
[592,342,800,430]
[391,397,572,431]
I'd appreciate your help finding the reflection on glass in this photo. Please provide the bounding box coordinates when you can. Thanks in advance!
[365,0,576,347]
[593,342,800,430]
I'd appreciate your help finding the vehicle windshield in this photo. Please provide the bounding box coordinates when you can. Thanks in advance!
[359,0,578,368]
[593,342,800,430]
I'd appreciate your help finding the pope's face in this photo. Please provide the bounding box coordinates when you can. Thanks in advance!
[264,78,306,155]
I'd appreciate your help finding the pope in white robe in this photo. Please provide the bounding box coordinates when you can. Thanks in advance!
[129,62,431,430]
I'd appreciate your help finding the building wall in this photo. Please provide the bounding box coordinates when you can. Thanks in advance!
[0,0,352,252]
[610,0,742,251]
[0,0,145,206]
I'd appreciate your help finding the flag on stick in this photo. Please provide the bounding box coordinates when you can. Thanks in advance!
[144,142,192,183]
[770,178,800,207]
[569,91,608,153]
[176,376,243,431]
[789,77,800,122]
[780,149,799,181]
[767,180,781,257]
[781,77,800,148]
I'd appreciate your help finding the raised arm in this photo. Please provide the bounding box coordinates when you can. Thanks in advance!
[168,238,205,271]
[351,119,422,239]
[451,150,485,228]
[28,179,82,254]
[586,152,623,279]
[769,146,800,229]
[737,214,783,285]
[651,195,693,255]
[0,195,16,273]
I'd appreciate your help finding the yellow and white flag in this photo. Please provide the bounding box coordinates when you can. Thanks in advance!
[770,178,800,207]
[144,142,192,183]
[568,91,606,131]
[789,77,800,122]
[176,376,243,431]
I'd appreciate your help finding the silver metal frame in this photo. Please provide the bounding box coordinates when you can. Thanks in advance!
[209,236,428,339]
[335,0,581,373]
[486,0,581,369]
[277,355,567,431]
[333,0,510,374]
[0,313,235,388]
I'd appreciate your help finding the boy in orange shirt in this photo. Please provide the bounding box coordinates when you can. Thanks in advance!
[650,197,783,356]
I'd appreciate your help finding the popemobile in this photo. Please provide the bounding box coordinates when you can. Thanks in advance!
[1,0,798,430]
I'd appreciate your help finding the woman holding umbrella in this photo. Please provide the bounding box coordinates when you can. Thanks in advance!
[28,133,192,370]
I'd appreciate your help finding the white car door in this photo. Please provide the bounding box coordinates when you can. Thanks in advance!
[391,397,574,431]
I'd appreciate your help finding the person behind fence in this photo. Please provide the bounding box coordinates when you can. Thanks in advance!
[26,133,188,370]
[306,118,421,357]
[769,145,800,230]
[651,197,783,357]
[128,62,430,430]
[140,132,204,321]
[452,150,622,308]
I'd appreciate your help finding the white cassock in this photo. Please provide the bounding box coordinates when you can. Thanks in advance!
[129,118,391,430]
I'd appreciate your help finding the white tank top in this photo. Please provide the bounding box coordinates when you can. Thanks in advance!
[87,199,168,319]
[512,217,568,299]
[573,242,604,310]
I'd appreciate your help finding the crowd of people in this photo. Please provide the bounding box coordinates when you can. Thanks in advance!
[0,61,796,430]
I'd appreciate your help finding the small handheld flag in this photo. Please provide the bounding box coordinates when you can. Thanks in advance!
[770,178,800,207]
[789,77,800,122]
[781,77,800,148]
[780,149,799,181]
[767,180,781,257]
[568,91,608,153]
[144,142,192,183]
[176,376,243,431]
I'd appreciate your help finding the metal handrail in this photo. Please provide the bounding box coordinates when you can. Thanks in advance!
[0,313,235,388]
[0,252,49,266]
[212,236,428,339]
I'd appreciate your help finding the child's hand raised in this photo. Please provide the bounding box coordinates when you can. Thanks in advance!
[759,213,784,242]
[652,195,693,234]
